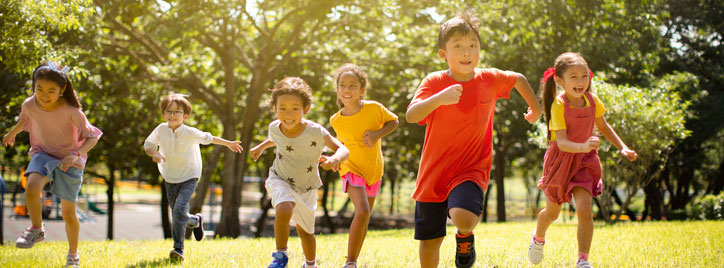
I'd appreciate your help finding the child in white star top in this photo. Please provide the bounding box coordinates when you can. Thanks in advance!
[251,77,349,268]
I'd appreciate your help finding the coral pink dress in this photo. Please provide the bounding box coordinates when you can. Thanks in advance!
[538,92,602,204]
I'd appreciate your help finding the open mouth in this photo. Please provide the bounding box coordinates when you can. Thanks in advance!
[460,61,472,65]
[283,119,296,125]
[573,87,584,94]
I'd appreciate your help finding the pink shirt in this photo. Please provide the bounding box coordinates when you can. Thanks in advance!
[20,96,103,169]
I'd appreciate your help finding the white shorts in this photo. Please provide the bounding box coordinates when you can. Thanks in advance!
[265,178,318,234]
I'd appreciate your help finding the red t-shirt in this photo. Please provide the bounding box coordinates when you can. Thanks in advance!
[409,68,517,202]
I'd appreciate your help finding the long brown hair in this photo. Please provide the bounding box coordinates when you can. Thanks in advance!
[539,52,591,141]
[32,61,81,109]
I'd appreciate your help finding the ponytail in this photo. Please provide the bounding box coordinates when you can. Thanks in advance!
[540,76,557,141]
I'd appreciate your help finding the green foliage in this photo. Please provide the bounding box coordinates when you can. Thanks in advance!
[1,221,723,267]
[688,193,724,220]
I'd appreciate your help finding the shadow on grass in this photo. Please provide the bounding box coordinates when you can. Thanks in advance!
[125,257,178,268]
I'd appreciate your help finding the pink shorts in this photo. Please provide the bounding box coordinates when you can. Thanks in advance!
[342,173,381,197]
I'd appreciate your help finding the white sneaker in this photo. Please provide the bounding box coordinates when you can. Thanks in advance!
[66,254,80,268]
[342,262,357,268]
[15,225,45,248]
[528,238,544,264]
[576,259,593,268]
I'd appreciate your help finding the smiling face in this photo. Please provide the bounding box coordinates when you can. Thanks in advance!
[336,71,365,107]
[162,102,189,130]
[34,79,65,110]
[274,93,309,134]
[555,64,591,101]
[439,32,480,82]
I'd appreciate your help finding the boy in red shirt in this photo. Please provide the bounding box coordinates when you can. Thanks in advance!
[406,11,541,268]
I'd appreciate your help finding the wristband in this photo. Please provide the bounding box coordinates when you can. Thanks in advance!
[71,151,81,157]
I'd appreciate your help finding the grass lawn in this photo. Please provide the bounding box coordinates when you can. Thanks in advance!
[1,221,722,267]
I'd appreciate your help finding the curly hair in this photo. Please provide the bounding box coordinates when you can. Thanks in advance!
[269,77,313,108]
[333,63,369,108]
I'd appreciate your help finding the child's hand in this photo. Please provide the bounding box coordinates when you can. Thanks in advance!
[319,155,341,171]
[433,84,463,106]
[523,107,541,123]
[583,136,600,152]
[152,152,165,164]
[61,154,79,172]
[226,141,243,153]
[3,132,16,147]
[361,130,379,147]
[249,145,264,162]
[620,148,638,161]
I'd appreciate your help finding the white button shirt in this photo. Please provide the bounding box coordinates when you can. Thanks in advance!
[144,123,213,183]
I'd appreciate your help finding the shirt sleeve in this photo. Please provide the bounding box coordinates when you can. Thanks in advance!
[189,126,213,145]
[144,125,161,149]
[375,101,398,123]
[591,94,606,118]
[408,74,438,126]
[549,98,566,131]
[20,97,33,132]
[70,108,103,140]
[493,69,519,99]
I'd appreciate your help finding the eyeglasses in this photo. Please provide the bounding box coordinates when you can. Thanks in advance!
[164,110,185,116]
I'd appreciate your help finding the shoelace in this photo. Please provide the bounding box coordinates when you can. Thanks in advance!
[457,241,472,254]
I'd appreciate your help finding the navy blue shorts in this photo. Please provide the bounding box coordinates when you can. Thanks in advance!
[414,181,484,240]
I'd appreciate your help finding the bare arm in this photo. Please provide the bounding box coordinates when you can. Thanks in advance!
[3,118,24,146]
[362,119,399,147]
[61,137,99,171]
[249,138,276,162]
[554,130,600,153]
[320,134,349,172]
[211,136,243,153]
[513,73,542,123]
[595,116,638,161]
[405,84,463,123]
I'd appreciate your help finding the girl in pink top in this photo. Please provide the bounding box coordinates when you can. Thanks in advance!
[527,53,637,268]
[3,61,102,268]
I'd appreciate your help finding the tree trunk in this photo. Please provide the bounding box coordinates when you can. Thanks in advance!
[321,171,336,233]
[643,181,663,220]
[710,157,724,195]
[189,146,223,216]
[106,164,115,240]
[482,185,492,223]
[494,147,506,222]
[161,180,172,238]
[389,173,396,215]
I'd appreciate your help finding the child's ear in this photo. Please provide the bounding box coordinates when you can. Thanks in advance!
[183,113,190,120]
[438,49,447,61]
[303,105,310,115]
[553,76,563,88]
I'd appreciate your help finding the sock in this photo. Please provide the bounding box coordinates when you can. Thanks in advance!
[305,259,316,267]
[30,225,41,230]
[533,234,545,244]
[456,231,473,238]
[67,252,78,258]
[276,248,288,255]
[578,252,589,262]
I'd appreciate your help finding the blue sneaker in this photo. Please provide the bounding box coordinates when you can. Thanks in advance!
[169,249,184,262]
[268,251,289,268]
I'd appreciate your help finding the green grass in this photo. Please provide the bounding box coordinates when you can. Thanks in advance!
[2,221,722,267]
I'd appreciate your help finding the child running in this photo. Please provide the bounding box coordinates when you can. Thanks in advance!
[250,77,349,268]
[3,61,103,268]
[143,93,243,262]
[528,52,638,268]
[405,12,541,268]
[329,63,399,268]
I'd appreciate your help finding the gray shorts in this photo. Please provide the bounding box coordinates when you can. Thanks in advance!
[24,152,83,202]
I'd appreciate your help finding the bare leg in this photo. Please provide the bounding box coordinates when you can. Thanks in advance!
[346,185,372,263]
[419,237,444,268]
[535,200,562,238]
[448,208,478,235]
[25,173,50,228]
[297,224,316,263]
[274,202,294,250]
[61,199,80,254]
[572,187,593,254]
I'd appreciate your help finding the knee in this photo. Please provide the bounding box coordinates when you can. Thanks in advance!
[276,202,294,216]
[542,207,560,220]
[577,207,593,220]
[354,204,371,219]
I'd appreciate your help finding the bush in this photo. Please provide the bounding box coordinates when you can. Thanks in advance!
[688,193,724,220]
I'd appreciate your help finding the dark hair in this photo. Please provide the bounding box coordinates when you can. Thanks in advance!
[32,61,81,109]
[160,93,192,115]
[269,77,313,109]
[333,63,369,108]
[437,11,481,50]
[540,52,591,141]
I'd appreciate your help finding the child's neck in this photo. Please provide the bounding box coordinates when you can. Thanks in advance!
[446,69,475,83]
[280,120,307,138]
[168,122,184,131]
[564,93,587,108]
[341,100,364,116]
